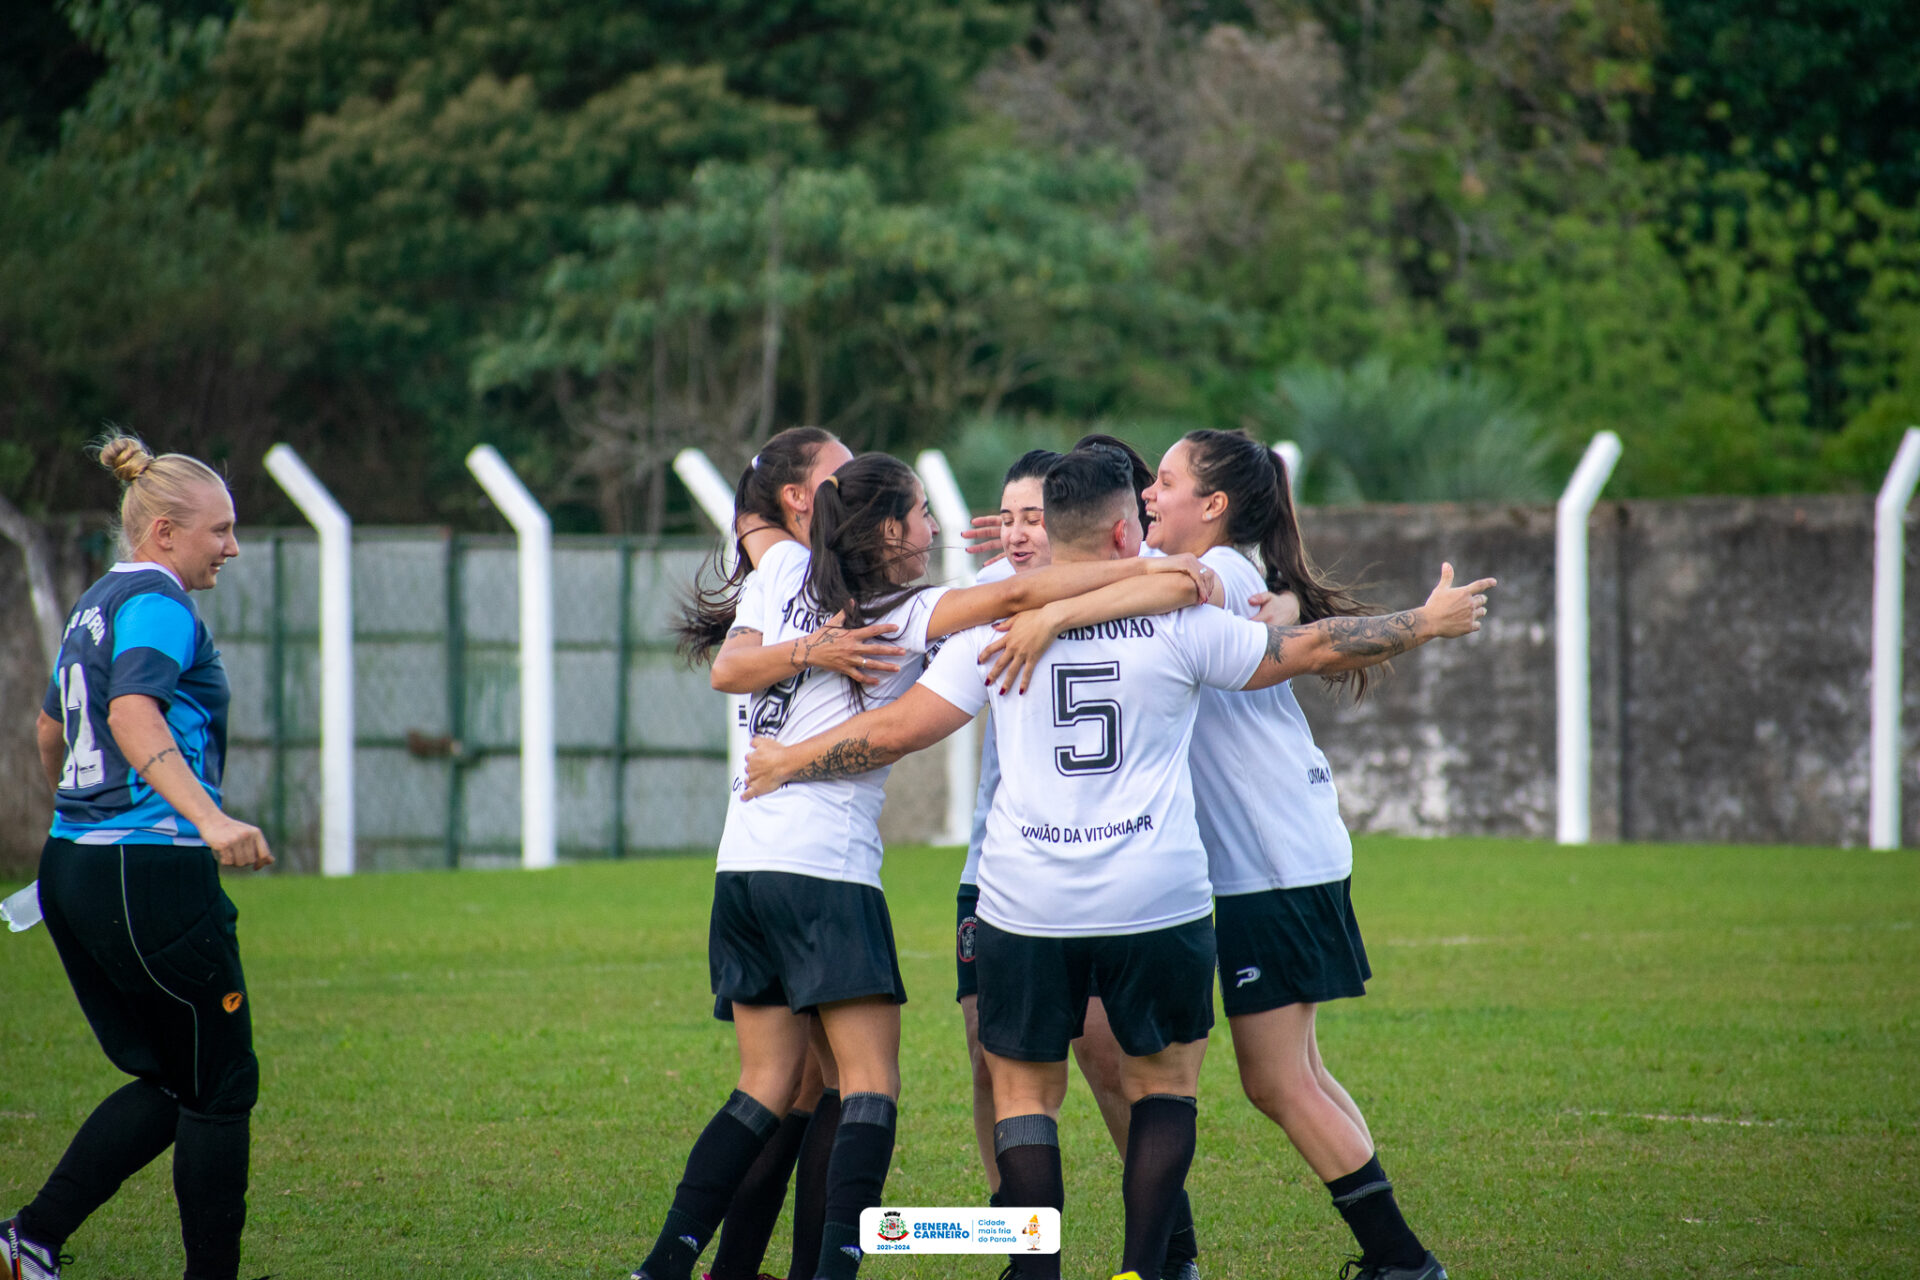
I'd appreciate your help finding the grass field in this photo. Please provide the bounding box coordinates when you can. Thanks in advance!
[3,838,1916,1279]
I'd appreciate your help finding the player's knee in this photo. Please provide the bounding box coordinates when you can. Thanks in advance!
[1239,1063,1311,1121]
[197,1050,259,1118]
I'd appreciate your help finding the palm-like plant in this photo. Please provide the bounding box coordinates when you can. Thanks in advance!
[1273,358,1554,504]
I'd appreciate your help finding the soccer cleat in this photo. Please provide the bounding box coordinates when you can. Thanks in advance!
[1339,1252,1448,1280]
[1111,1272,1145,1280]
[2,1220,66,1280]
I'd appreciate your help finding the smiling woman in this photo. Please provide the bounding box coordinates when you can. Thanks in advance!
[8,430,272,1280]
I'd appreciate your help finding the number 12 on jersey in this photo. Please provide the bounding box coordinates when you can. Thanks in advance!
[57,663,106,790]
[1051,662,1122,776]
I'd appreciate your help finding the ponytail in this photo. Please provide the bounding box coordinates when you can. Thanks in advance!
[1183,428,1379,698]
[802,452,928,631]
[675,426,839,663]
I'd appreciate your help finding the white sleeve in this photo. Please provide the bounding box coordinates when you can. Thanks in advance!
[760,540,811,610]
[1176,605,1268,691]
[890,585,954,652]
[732,568,765,633]
[916,624,990,717]
[976,557,1016,584]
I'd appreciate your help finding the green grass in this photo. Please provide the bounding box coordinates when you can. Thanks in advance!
[3,838,1917,1279]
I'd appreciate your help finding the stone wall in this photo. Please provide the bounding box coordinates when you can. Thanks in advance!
[1294,495,1920,846]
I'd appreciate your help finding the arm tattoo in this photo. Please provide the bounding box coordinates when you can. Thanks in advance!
[1265,610,1420,665]
[139,747,179,774]
[789,735,902,784]
[725,626,761,640]
[794,625,848,669]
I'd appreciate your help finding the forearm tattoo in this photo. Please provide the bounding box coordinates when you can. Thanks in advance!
[139,747,178,774]
[789,735,901,784]
[1265,610,1420,665]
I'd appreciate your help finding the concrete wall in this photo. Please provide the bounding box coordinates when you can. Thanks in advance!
[1295,494,1920,846]
[5,493,1917,874]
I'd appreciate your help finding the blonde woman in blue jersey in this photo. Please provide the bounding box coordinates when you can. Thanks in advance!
[1142,428,1452,1280]
[8,433,271,1280]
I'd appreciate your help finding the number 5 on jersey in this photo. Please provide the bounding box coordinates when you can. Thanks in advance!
[1052,662,1122,776]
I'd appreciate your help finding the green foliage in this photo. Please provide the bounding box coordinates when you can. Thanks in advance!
[1268,359,1553,504]
[1638,0,1920,203]
[477,150,1228,527]
[0,0,324,516]
[9,0,1920,525]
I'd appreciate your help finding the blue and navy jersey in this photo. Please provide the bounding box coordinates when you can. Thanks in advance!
[42,563,230,845]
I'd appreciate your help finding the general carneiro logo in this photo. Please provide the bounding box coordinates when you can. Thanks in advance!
[859,1207,1059,1255]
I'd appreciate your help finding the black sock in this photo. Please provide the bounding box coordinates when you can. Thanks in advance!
[1327,1154,1425,1269]
[1120,1094,1196,1279]
[1161,1189,1198,1275]
[709,1106,811,1280]
[992,1114,1061,1280]
[176,1108,250,1280]
[638,1091,781,1280]
[787,1089,839,1280]
[812,1093,896,1280]
[17,1079,177,1249]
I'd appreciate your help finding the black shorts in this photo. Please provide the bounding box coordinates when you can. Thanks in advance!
[710,870,907,1017]
[955,883,980,1002]
[1215,878,1371,1017]
[37,838,258,1116]
[974,916,1215,1062]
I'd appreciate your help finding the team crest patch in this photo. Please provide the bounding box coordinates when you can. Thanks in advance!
[222,991,244,1013]
[957,915,977,964]
[877,1210,909,1242]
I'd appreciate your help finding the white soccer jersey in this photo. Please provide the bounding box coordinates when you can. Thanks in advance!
[720,541,951,889]
[1191,547,1354,893]
[919,599,1267,937]
[960,557,1016,887]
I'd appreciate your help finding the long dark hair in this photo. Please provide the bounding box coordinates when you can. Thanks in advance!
[676,426,839,662]
[803,452,933,633]
[1073,432,1152,528]
[1182,428,1379,695]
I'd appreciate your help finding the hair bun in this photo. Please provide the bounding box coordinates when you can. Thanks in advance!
[99,435,155,484]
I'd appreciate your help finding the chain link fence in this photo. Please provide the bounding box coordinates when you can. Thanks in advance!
[201,530,727,873]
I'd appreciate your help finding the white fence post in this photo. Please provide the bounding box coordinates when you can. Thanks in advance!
[674,448,749,778]
[1870,426,1920,849]
[916,449,978,847]
[1556,431,1623,846]
[263,445,356,877]
[465,446,556,870]
[1272,441,1303,495]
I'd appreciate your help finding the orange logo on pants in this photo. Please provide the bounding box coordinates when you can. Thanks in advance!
[222,991,244,1013]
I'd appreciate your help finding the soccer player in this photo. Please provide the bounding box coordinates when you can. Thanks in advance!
[8,432,273,1280]
[961,439,1213,1280]
[1146,429,1450,1280]
[741,448,1494,1279]
[677,426,889,1280]
[630,452,1215,1280]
